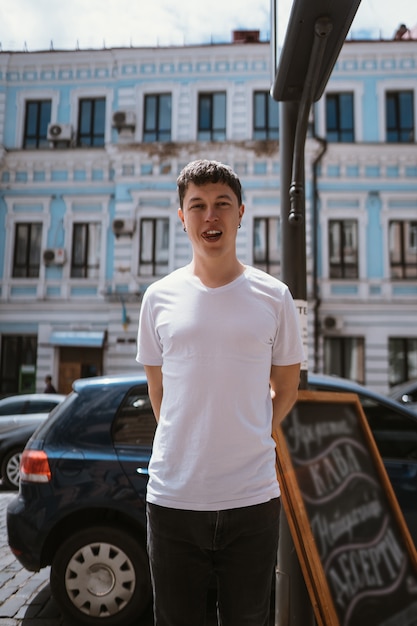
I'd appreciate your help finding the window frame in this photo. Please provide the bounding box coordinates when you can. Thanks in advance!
[143,93,172,142]
[253,216,281,276]
[77,97,106,147]
[253,91,279,140]
[389,220,417,279]
[328,219,359,279]
[325,92,354,142]
[389,337,417,386]
[23,99,52,149]
[197,92,226,141]
[323,336,365,385]
[70,221,102,279]
[12,222,43,278]
[386,90,414,143]
[138,217,170,278]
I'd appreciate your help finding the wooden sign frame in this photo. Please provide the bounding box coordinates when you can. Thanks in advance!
[274,390,417,626]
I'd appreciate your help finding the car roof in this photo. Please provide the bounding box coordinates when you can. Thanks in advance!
[72,373,147,393]
[308,372,417,418]
[0,393,66,405]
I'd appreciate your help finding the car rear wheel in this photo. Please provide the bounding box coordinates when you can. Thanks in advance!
[1,448,22,489]
[50,525,151,626]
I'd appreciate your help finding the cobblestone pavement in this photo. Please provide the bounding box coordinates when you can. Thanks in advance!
[0,487,69,626]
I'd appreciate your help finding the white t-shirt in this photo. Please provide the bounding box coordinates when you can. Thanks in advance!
[136,265,305,511]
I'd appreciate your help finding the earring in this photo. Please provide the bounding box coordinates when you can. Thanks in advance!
[183,227,187,232]
[238,223,241,229]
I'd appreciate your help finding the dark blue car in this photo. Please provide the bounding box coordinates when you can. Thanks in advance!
[7,373,417,626]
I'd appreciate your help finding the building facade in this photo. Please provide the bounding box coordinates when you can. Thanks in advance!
[0,33,416,395]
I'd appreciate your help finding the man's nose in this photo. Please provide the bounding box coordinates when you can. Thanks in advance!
[205,205,218,220]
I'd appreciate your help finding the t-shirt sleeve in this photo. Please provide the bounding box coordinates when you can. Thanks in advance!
[136,290,163,366]
[271,287,305,366]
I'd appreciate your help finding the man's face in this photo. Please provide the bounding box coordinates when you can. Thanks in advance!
[178,182,244,259]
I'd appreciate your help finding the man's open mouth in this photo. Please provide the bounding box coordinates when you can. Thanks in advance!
[202,230,222,241]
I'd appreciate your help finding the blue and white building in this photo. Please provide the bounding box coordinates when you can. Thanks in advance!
[0,30,416,395]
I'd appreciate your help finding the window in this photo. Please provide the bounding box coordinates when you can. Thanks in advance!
[324,336,365,384]
[71,222,101,278]
[253,217,280,276]
[23,100,51,148]
[253,91,279,140]
[113,386,156,446]
[12,223,42,278]
[386,91,414,142]
[139,218,169,277]
[328,220,358,279]
[325,93,354,142]
[0,335,37,395]
[198,92,226,141]
[389,337,417,386]
[77,98,105,147]
[389,220,417,279]
[143,94,171,142]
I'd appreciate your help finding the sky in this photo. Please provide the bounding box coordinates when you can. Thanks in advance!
[0,0,416,52]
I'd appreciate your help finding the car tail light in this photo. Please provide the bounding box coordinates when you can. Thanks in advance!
[20,450,52,483]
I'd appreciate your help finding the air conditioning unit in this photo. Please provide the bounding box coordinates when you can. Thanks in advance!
[47,123,73,143]
[43,248,66,266]
[323,315,344,331]
[112,110,136,131]
[112,218,136,237]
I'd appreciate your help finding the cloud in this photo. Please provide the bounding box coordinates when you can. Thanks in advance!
[0,0,415,52]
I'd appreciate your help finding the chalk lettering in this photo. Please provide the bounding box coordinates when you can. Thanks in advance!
[311,497,383,557]
[328,528,404,609]
[285,411,352,456]
[309,444,361,497]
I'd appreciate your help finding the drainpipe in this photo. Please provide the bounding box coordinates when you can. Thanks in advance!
[311,121,327,373]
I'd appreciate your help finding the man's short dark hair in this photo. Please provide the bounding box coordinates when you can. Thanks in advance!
[177,160,242,208]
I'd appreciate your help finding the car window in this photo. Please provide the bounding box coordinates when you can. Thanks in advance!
[358,394,417,461]
[0,401,27,416]
[113,387,156,446]
[26,400,59,413]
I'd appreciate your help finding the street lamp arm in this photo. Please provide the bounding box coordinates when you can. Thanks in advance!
[289,17,332,225]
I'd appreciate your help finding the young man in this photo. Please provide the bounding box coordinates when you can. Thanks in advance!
[136,159,304,626]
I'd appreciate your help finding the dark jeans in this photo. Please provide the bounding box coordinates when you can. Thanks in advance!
[146,499,280,626]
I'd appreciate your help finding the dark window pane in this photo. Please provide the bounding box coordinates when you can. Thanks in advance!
[139,218,169,276]
[23,100,51,148]
[328,220,358,278]
[326,93,354,142]
[13,223,42,278]
[198,92,226,141]
[78,98,105,147]
[143,94,171,142]
[386,91,414,143]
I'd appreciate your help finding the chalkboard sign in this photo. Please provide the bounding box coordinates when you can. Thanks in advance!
[274,390,417,626]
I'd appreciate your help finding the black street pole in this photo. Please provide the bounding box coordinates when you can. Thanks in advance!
[274,99,313,626]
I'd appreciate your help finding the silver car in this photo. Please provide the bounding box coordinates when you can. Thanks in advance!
[0,393,66,488]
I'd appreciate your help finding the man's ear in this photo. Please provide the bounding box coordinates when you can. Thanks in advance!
[178,207,184,225]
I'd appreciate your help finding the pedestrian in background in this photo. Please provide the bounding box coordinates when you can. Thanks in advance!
[44,375,57,394]
[136,159,304,626]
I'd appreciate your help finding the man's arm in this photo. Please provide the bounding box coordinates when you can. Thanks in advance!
[144,365,163,423]
[270,363,300,434]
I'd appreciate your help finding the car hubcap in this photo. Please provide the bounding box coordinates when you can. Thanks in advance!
[7,453,22,487]
[65,542,136,617]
